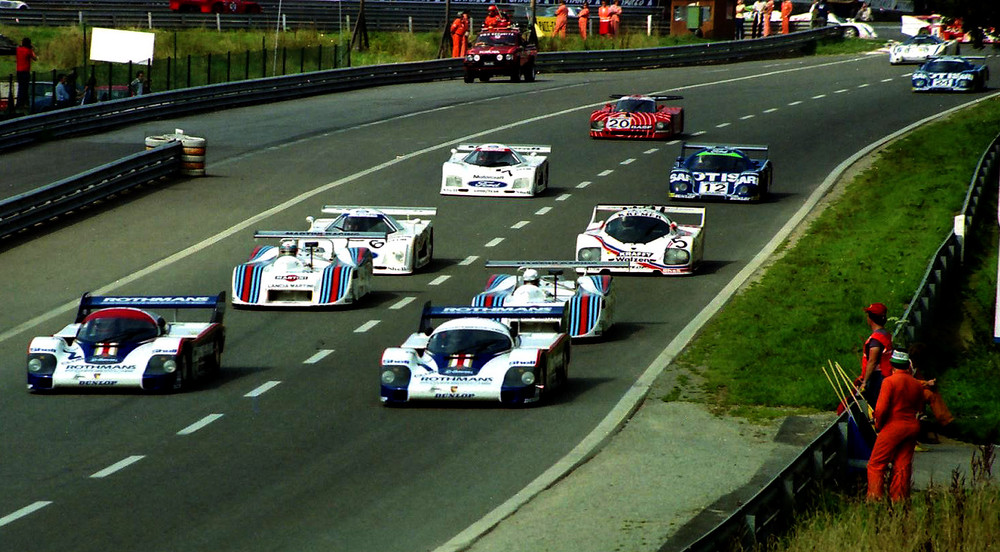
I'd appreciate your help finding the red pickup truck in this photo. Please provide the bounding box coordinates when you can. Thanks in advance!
[464,28,538,83]
[169,0,261,14]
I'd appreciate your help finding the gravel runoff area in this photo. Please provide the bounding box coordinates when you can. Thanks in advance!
[438,108,983,552]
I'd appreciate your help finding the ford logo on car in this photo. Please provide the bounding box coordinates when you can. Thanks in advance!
[469,180,507,188]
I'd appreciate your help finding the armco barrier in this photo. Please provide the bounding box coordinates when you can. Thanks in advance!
[0,142,182,241]
[680,132,1000,552]
[0,27,839,153]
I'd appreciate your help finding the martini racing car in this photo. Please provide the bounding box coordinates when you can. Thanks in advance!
[576,204,705,275]
[590,94,684,140]
[380,304,571,406]
[911,56,989,92]
[669,143,772,202]
[472,261,626,339]
[311,206,435,274]
[26,293,226,392]
[441,143,550,197]
[232,230,380,308]
[889,34,959,65]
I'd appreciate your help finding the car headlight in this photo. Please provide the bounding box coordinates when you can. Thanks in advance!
[503,366,535,387]
[664,248,690,265]
[473,54,480,61]
[446,176,462,188]
[591,120,605,131]
[913,78,926,87]
[513,178,530,189]
[393,249,406,262]
[496,54,503,61]
[655,121,668,130]
[735,184,751,195]
[505,54,513,61]
[577,247,600,261]
[381,365,411,386]
[521,371,536,385]
[145,355,178,375]
[27,353,56,374]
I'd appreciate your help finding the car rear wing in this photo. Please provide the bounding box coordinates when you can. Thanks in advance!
[454,144,551,155]
[418,302,566,334]
[75,292,226,323]
[590,204,706,227]
[926,55,985,62]
[609,94,683,101]
[320,206,437,219]
[253,230,388,240]
[485,260,628,270]
[680,142,769,161]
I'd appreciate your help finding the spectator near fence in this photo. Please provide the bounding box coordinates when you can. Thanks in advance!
[578,1,590,39]
[781,0,793,34]
[608,0,622,37]
[129,71,149,96]
[553,1,568,38]
[735,0,746,39]
[15,37,37,111]
[859,302,893,408]
[54,74,71,108]
[867,350,926,502]
[450,11,470,57]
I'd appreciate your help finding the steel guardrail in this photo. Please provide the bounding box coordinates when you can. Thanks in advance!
[0,142,182,241]
[0,27,839,153]
[680,130,1000,552]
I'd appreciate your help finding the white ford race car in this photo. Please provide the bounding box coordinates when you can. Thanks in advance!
[576,204,705,275]
[441,143,550,197]
[232,230,380,308]
[26,293,226,392]
[472,260,627,338]
[380,305,571,406]
[312,206,435,274]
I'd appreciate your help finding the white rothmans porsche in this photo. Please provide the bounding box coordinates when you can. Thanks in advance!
[575,204,705,275]
[890,34,959,65]
[311,206,435,274]
[441,143,550,197]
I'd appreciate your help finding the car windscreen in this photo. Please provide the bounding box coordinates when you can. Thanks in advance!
[906,35,942,45]
[614,99,656,113]
[923,60,970,72]
[332,214,392,233]
[474,33,519,47]
[463,149,522,167]
[684,152,749,173]
[605,215,672,244]
[427,329,512,356]
[77,316,159,343]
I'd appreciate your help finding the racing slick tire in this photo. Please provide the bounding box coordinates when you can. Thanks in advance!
[523,62,536,82]
[464,71,475,84]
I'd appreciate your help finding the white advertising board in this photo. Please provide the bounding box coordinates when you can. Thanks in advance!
[89,28,155,64]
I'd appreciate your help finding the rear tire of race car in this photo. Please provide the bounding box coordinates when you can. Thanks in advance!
[523,62,536,82]
[464,71,474,84]
[424,230,434,266]
[207,338,223,377]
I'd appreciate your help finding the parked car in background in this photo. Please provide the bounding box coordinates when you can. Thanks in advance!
[0,0,29,9]
[169,0,261,14]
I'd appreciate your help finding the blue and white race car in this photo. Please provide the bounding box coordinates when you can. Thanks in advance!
[911,56,989,92]
[26,293,226,392]
[441,143,550,197]
[232,230,380,308]
[669,143,772,202]
[380,305,571,406]
[472,260,626,339]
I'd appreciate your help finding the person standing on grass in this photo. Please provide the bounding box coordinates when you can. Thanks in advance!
[15,37,37,111]
[598,0,610,37]
[867,350,926,502]
[578,1,590,39]
[858,302,893,408]
[608,0,622,37]
[553,1,568,38]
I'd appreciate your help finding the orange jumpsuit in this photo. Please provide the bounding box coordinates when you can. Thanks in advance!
[578,4,590,39]
[553,3,568,38]
[762,0,774,36]
[608,2,621,36]
[451,16,469,57]
[780,0,793,33]
[867,370,926,501]
[598,3,610,36]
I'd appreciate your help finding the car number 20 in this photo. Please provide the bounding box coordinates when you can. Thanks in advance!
[606,118,631,130]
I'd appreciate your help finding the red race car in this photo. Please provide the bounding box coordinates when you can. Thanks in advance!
[589,94,684,140]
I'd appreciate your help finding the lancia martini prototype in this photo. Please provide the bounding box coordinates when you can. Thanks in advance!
[312,206,435,274]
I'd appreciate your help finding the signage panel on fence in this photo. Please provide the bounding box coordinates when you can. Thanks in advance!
[90,28,156,64]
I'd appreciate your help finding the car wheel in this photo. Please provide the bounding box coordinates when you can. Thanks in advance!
[464,71,474,84]
[479,75,491,82]
[524,62,536,82]
[425,230,434,265]
[511,67,521,83]
[843,26,858,38]
[207,339,223,376]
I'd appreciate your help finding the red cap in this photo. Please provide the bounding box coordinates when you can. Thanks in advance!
[864,303,887,317]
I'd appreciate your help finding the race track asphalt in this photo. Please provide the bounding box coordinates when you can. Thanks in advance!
[1,49,995,552]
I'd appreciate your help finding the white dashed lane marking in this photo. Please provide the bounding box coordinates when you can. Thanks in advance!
[740,114,755,120]
[556,194,572,201]
[812,94,826,99]
[355,320,380,333]
[620,158,635,165]
[763,108,778,113]
[644,148,659,154]
[245,381,281,397]
[458,255,479,266]
[597,169,613,177]
[485,238,504,247]
[0,502,53,528]
[576,181,591,189]
[691,130,707,136]
[428,275,451,286]
[788,100,803,106]
[304,349,334,363]
[667,139,680,145]
[511,221,530,229]
[177,414,224,435]
[900,72,911,77]
[858,83,870,88]
[834,89,848,93]
[535,207,552,215]
[91,456,144,479]
[881,78,893,82]
[389,296,416,310]
[716,122,730,128]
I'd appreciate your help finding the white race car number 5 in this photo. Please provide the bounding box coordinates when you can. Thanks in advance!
[606,118,631,130]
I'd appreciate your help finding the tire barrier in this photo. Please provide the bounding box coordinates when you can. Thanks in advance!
[145,130,207,176]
